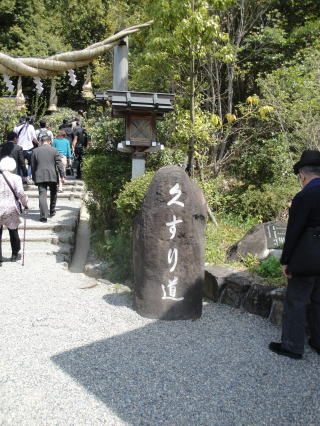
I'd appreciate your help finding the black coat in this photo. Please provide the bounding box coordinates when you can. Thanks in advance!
[0,141,27,176]
[281,181,320,265]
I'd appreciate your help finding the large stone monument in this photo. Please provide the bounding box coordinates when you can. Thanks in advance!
[133,165,207,320]
[226,221,286,262]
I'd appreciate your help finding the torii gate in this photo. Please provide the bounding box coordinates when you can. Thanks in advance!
[0,21,153,110]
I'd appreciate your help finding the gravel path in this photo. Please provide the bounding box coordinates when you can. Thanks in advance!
[1,234,320,424]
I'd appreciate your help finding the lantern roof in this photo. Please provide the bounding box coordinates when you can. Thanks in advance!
[95,90,174,116]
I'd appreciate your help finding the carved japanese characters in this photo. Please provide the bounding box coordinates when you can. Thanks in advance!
[133,165,207,320]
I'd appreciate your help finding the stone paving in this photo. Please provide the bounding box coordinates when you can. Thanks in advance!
[0,179,320,425]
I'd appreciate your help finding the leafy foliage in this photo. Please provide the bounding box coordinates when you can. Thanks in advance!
[0,98,20,143]
[82,152,131,228]
[227,179,297,222]
[258,45,320,152]
[205,215,257,265]
[41,108,77,134]
[252,256,283,279]
[115,171,155,230]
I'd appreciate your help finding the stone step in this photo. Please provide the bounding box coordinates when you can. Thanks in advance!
[1,241,73,255]
[1,242,73,263]
[24,178,84,186]
[2,178,86,263]
[23,198,82,206]
[19,221,76,232]
[24,185,83,193]
[25,191,82,200]
[2,230,75,245]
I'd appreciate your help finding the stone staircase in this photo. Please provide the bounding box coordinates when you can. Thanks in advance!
[1,177,85,264]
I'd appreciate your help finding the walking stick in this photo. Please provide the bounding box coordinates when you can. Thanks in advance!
[22,208,27,266]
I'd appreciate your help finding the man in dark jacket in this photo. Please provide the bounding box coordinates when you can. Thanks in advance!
[31,135,65,222]
[0,131,28,178]
[269,150,320,359]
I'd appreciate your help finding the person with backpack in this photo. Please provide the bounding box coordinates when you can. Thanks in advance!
[35,120,53,145]
[13,116,38,183]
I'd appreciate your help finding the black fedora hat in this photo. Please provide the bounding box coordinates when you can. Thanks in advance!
[293,150,320,174]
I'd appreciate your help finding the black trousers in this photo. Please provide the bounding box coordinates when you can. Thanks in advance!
[75,148,83,178]
[22,149,33,177]
[38,182,58,219]
[0,226,21,259]
[281,275,320,354]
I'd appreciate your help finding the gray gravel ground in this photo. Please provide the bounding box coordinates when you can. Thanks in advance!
[1,252,320,425]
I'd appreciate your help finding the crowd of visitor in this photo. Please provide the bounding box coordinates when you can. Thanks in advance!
[0,112,88,264]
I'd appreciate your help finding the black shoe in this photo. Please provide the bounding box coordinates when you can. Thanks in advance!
[309,339,320,355]
[50,211,56,217]
[269,342,302,359]
[11,253,21,262]
[39,218,47,222]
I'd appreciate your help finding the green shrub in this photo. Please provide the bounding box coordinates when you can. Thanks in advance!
[98,172,155,281]
[230,136,293,187]
[104,231,132,282]
[146,148,185,170]
[82,152,131,227]
[226,178,297,221]
[253,256,283,278]
[42,107,77,135]
[115,171,155,229]
[205,215,258,265]
[197,175,240,214]
[0,98,21,143]
[85,116,125,153]
[242,253,260,269]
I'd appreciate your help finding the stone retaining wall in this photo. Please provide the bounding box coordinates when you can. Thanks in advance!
[204,265,285,325]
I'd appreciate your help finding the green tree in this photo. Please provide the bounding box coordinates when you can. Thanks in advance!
[258,44,320,153]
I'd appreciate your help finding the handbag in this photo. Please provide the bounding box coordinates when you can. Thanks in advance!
[0,170,23,213]
[66,165,73,176]
[288,227,320,276]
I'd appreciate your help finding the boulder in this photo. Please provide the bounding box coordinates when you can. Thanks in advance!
[133,165,207,320]
[204,265,238,301]
[269,300,284,325]
[226,221,286,262]
[220,272,253,308]
[242,284,274,318]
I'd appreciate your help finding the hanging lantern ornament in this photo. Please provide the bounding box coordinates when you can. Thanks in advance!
[16,76,26,111]
[33,77,44,94]
[2,74,15,93]
[82,66,94,99]
[67,69,77,86]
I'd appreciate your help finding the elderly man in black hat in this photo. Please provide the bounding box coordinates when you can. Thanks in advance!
[269,150,320,359]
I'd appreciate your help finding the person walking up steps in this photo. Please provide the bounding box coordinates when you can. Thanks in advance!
[35,120,54,145]
[0,157,29,265]
[52,130,72,192]
[31,135,64,222]
[13,116,38,183]
[0,131,28,180]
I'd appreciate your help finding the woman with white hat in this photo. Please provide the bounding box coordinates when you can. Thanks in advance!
[0,156,29,265]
